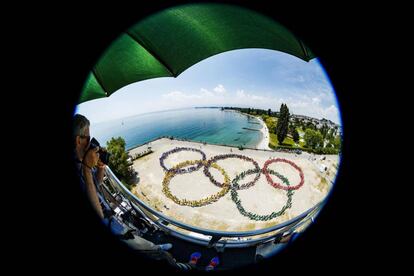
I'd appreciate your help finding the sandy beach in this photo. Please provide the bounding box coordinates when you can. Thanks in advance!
[129,138,339,232]
[232,110,270,150]
[256,116,271,150]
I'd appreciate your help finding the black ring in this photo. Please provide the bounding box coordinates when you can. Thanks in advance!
[203,154,261,188]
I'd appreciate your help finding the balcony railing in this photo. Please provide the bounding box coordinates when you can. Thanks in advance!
[104,166,325,249]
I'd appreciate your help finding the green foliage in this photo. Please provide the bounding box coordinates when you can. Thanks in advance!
[332,135,342,149]
[269,133,296,148]
[304,129,323,149]
[275,103,290,144]
[312,147,339,154]
[106,137,136,187]
[320,123,329,139]
[265,117,277,133]
[225,106,341,155]
[305,121,316,131]
[292,129,300,143]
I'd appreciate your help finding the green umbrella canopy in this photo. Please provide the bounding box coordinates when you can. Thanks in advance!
[79,3,315,104]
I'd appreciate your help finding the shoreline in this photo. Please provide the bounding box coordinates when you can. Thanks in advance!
[256,116,272,150]
[126,109,271,152]
[232,110,271,151]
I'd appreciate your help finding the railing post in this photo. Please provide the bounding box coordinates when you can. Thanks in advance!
[207,236,222,248]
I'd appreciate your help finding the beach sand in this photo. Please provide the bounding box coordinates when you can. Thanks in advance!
[256,116,271,150]
[129,138,339,233]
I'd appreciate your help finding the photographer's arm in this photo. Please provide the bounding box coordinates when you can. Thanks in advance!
[96,160,106,185]
[83,167,104,219]
[82,148,104,219]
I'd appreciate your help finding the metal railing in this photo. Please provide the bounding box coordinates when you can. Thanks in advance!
[104,166,325,249]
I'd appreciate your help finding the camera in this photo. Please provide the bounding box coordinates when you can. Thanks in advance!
[89,137,111,165]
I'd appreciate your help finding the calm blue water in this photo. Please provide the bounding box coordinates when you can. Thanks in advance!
[91,108,263,150]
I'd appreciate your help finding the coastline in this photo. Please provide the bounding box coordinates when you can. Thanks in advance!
[256,116,271,150]
[125,108,269,151]
[232,110,271,150]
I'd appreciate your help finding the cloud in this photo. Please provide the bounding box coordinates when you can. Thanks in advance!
[162,90,205,100]
[213,84,226,94]
[236,89,245,98]
[200,88,214,97]
[160,87,340,124]
[236,89,266,101]
[162,91,186,99]
[287,75,305,83]
[321,105,339,119]
[312,97,321,104]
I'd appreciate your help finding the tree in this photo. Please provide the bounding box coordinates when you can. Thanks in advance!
[107,137,136,188]
[267,108,271,116]
[265,117,277,133]
[293,129,300,143]
[275,103,290,144]
[326,128,334,141]
[306,121,315,130]
[333,135,342,150]
[320,124,329,139]
[289,123,296,136]
[304,129,323,149]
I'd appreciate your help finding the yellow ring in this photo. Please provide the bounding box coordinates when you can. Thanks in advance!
[162,160,230,207]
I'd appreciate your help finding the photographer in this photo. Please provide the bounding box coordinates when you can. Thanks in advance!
[73,114,173,257]
[82,139,107,219]
[73,114,107,219]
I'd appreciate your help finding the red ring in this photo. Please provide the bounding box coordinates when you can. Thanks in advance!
[262,158,304,190]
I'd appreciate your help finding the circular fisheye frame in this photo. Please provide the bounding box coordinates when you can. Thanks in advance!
[74,3,342,271]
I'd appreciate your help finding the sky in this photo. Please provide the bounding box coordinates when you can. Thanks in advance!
[76,48,341,125]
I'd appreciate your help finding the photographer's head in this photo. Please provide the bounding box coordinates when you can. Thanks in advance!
[73,114,90,161]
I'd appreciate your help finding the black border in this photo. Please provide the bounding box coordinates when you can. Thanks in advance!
[25,0,378,273]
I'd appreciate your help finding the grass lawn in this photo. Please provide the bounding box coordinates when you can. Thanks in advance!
[258,114,307,149]
[269,133,301,148]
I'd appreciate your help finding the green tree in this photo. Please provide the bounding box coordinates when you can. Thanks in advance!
[304,129,323,149]
[107,137,135,188]
[326,128,333,141]
[265,117,277,133]
[289,123,296,136]
[320,124,329,139]
[333,135,342,150]
[292,129,300,143]
[306,121,315,130]
[275,103,290,144]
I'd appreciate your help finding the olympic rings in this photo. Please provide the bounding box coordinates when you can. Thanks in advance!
[203,154,261,189]
[162,160,230,207]
[159,147,206,174]
[157,147,305,220]
[262,158,305,190]
[231,168,293,221]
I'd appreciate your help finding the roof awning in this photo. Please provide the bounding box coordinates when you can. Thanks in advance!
[80,3,315,104]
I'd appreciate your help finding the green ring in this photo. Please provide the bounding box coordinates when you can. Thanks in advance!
[231,168,294,221]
